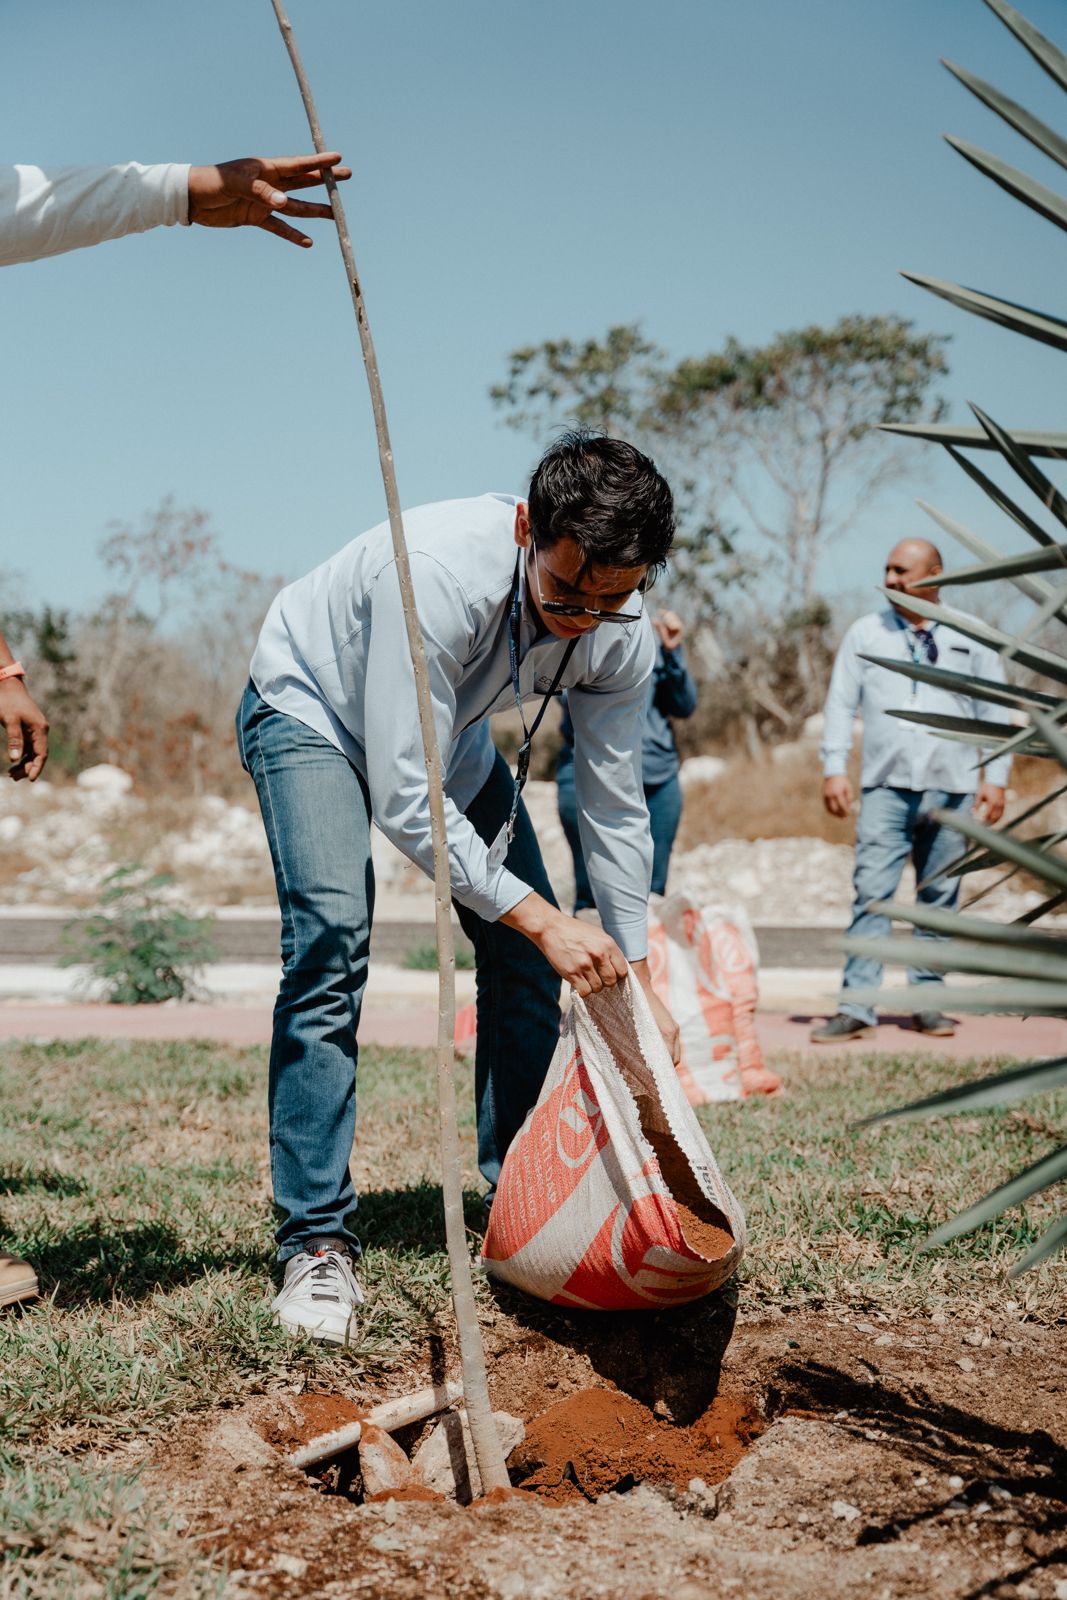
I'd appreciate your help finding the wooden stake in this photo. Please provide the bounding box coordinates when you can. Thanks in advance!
[268,0,509,1494]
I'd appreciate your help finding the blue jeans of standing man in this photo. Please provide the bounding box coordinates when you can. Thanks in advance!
[558,767,682,910]
[236,683,561,1262]
[840,786,972,1026]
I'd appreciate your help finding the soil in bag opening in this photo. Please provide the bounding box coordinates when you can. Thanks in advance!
[510,1385,763,1506]
[639,1114,733,1261]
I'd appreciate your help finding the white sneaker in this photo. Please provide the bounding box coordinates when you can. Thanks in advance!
[272,1243,364,1344]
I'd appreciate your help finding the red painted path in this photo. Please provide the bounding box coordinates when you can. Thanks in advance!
[0,1002,1062,1059]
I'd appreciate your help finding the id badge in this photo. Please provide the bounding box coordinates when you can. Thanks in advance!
[486,821,511,869]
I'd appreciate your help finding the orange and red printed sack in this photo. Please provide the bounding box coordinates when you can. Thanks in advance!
[647,893,780,1105]
[481,977,745,1310]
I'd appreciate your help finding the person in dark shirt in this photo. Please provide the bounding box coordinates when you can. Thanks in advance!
[557,610,697,909]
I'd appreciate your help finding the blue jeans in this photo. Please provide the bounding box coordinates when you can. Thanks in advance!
[236,683,561,1261]
[558,768,681,910]
[840,786,972,1026]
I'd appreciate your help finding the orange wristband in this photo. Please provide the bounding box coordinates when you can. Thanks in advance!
[0,661,25,682]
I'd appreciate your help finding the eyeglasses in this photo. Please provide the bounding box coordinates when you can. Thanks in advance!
[530,543,646,625]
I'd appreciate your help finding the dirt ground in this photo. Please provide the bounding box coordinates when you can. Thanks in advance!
[137,1292,1067,1599]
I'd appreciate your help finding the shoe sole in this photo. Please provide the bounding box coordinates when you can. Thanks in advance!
[0,1276,39,1307]
[274,1310,354,1346]
[914,1025,955,1037]
[810,1028,876,1044]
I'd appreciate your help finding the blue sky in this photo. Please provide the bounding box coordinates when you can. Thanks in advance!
[3,0,1066,615]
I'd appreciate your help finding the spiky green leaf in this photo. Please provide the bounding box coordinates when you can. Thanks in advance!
[945,136,1067,235]
[971,403,1067,530]
[942,449,1060,551]
[842,980,1067,1014]
[983,0,1067,96]
[933,804,1067,888]
[855,1054,1067,1126]
[920,541,1067,587]
[943,58,1067,171]
[859,652,1058,712]
[881,423,1067,457]
[1008,1212,1067,1277]
[886,708,1029,744]
[876,586,1067,685]
[921,1144,1067,1251]
[843,933,1067,984]
[900,274,1067,357]
[872,897,1067,950]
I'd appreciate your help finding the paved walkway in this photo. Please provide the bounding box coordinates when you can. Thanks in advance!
[0,998,1061,1059]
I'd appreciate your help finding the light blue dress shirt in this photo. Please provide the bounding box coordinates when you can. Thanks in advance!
[250,493,655,957]
[820,606,1012,792]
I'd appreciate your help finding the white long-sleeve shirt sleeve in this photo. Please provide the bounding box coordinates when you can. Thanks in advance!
[361,552,530,924]
[569,621,657,960]
[971,640,1013,789]
[0,163,189,267]
[820,621,863,778]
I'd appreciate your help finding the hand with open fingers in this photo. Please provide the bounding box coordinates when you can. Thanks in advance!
[0,679,48,781]
[536,912,629,999]
[186,153,352,248]
[822,774,853,819]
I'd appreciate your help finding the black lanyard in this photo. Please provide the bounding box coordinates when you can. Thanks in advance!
[500,560,577,849]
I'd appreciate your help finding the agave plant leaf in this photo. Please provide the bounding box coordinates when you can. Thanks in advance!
[841,980,1067,1014]
[1029,707,1067,767]
[880,422,1067,457]
[860,652,1058,712]
[854,1054,1067,1127]
[886,708,1032,744]
[917,541,1067,587]
[1015,888,1067,923]
[869,897,1067,951]
[876,585,1067,684]
[844,932,1067,984]
[932,804,1067,888]
[971,403,1067,530]
[920,1143,1067,1252]
[943,58,1067,171]
[973,718,1052,768]
[982,0,1067,95]
[899,273,1067,358]
[943,447,1061,551]
[945,136,1067,235]
[1008,1212,1067,1276]
[918,499,1062,610]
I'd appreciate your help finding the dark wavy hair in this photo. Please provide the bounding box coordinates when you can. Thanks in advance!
[526,431,675,579]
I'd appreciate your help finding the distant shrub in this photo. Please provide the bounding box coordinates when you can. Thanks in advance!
[403,940,474,972]
[62,866,217,1004]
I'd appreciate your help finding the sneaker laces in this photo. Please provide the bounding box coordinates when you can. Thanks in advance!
[272,1248,364,1312]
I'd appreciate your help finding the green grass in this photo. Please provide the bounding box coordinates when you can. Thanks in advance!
[402,940,475,971]
[0,1037,1063,1593]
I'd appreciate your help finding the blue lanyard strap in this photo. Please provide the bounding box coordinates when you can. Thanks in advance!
[501,562,578,844]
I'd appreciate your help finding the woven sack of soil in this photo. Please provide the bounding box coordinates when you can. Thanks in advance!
[482,975,745,1310]
[647,892,780,1105]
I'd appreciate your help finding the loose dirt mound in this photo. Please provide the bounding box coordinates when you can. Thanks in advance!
[510,1386,763,1504]
[142,1312,1067,1599]
[259,1392,365,1450]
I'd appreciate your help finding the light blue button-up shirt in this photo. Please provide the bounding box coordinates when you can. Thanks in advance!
[250,493,655,957]
[820,607,1012,792]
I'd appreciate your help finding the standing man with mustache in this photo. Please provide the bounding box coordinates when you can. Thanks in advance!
[811,537,1010,1042]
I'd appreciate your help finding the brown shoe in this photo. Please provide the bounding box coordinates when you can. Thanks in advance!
[0,1252,39,1307]
[912,1010,956,1038]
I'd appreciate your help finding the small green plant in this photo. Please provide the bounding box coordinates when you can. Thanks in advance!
[403,940,474,971]
[62,866,217,1004]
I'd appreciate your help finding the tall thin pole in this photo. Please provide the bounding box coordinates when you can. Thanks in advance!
[269,0,508,1494]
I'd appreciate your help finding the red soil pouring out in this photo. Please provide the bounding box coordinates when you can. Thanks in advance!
[510,1387,763,1506]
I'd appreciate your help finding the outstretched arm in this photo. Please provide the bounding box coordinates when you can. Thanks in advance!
[0,154,350,266]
